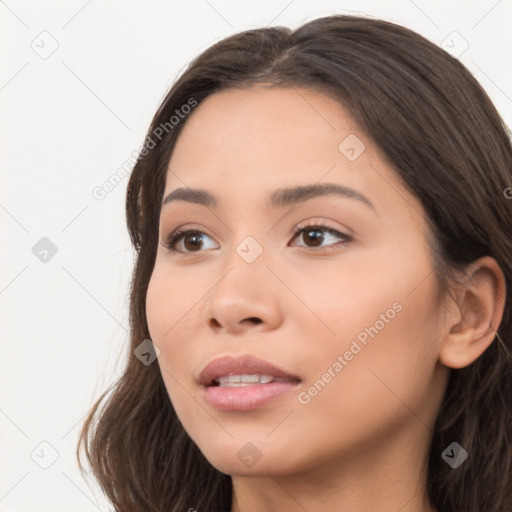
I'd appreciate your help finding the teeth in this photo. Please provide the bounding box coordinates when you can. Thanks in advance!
[215,374,276,386]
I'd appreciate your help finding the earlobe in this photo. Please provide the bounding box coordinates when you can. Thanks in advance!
[439,256,506,370]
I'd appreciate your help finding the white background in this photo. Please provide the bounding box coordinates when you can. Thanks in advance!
[1,1,511,510]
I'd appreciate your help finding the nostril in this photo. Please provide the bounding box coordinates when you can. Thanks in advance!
[208,317,262,328]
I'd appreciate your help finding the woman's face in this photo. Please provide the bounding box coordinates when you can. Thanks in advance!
[146,86,450,477]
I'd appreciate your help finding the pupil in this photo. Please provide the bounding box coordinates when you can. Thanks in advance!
[305,229,323,247]
[185,233,202,251]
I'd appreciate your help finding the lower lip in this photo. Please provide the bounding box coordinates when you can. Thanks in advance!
[203,382,300,411]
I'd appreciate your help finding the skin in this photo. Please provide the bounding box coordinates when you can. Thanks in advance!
[145,86,506,512]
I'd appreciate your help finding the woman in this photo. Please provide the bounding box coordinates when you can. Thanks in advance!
[78,14,512,512]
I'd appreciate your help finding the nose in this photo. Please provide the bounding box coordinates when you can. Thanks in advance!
[203,261,284,336]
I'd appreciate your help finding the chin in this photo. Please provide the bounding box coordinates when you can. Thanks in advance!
[196,438,304,478]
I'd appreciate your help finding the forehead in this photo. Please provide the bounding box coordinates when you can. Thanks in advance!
[165,87,369,186]
[161,86,423,226]
[172,86,355,146]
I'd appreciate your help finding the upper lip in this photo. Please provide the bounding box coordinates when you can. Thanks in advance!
[199,355,301,386]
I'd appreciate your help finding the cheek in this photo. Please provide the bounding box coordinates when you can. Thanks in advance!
[145,266,203,399]
[281,253,415,342]
[146,270,189,391]
[290,242,441,396]
[145,272,169,343]
[146,284,191,425]
[289,305,441,472]
[296,269,442,430]
[145,263,203,341]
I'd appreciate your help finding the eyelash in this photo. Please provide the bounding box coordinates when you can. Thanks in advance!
[162,222,352,254]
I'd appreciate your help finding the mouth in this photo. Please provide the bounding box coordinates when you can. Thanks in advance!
[199,355,302,411]
[209,374,300,387]
[199,354,301,387]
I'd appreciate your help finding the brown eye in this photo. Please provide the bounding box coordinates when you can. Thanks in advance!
[161,224,351,254]
[290,224,351,250]
[301,228,325,247]
[163,229,217,253]
[181,232,205,251]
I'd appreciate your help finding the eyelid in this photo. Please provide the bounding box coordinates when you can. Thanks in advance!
[289,220,352,250]
[161,218,353,254]
[292,217,353,236]
[161,223,218,252]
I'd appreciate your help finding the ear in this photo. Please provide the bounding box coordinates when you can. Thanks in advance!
[439,256,507,369]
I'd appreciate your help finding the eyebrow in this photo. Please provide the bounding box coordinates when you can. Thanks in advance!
[161,183,376,212]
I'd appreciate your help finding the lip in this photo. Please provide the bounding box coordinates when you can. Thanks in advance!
[199,355,301,411]
[199,354,301,386]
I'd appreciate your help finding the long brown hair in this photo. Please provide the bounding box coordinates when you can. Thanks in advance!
[77,14,512,511]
